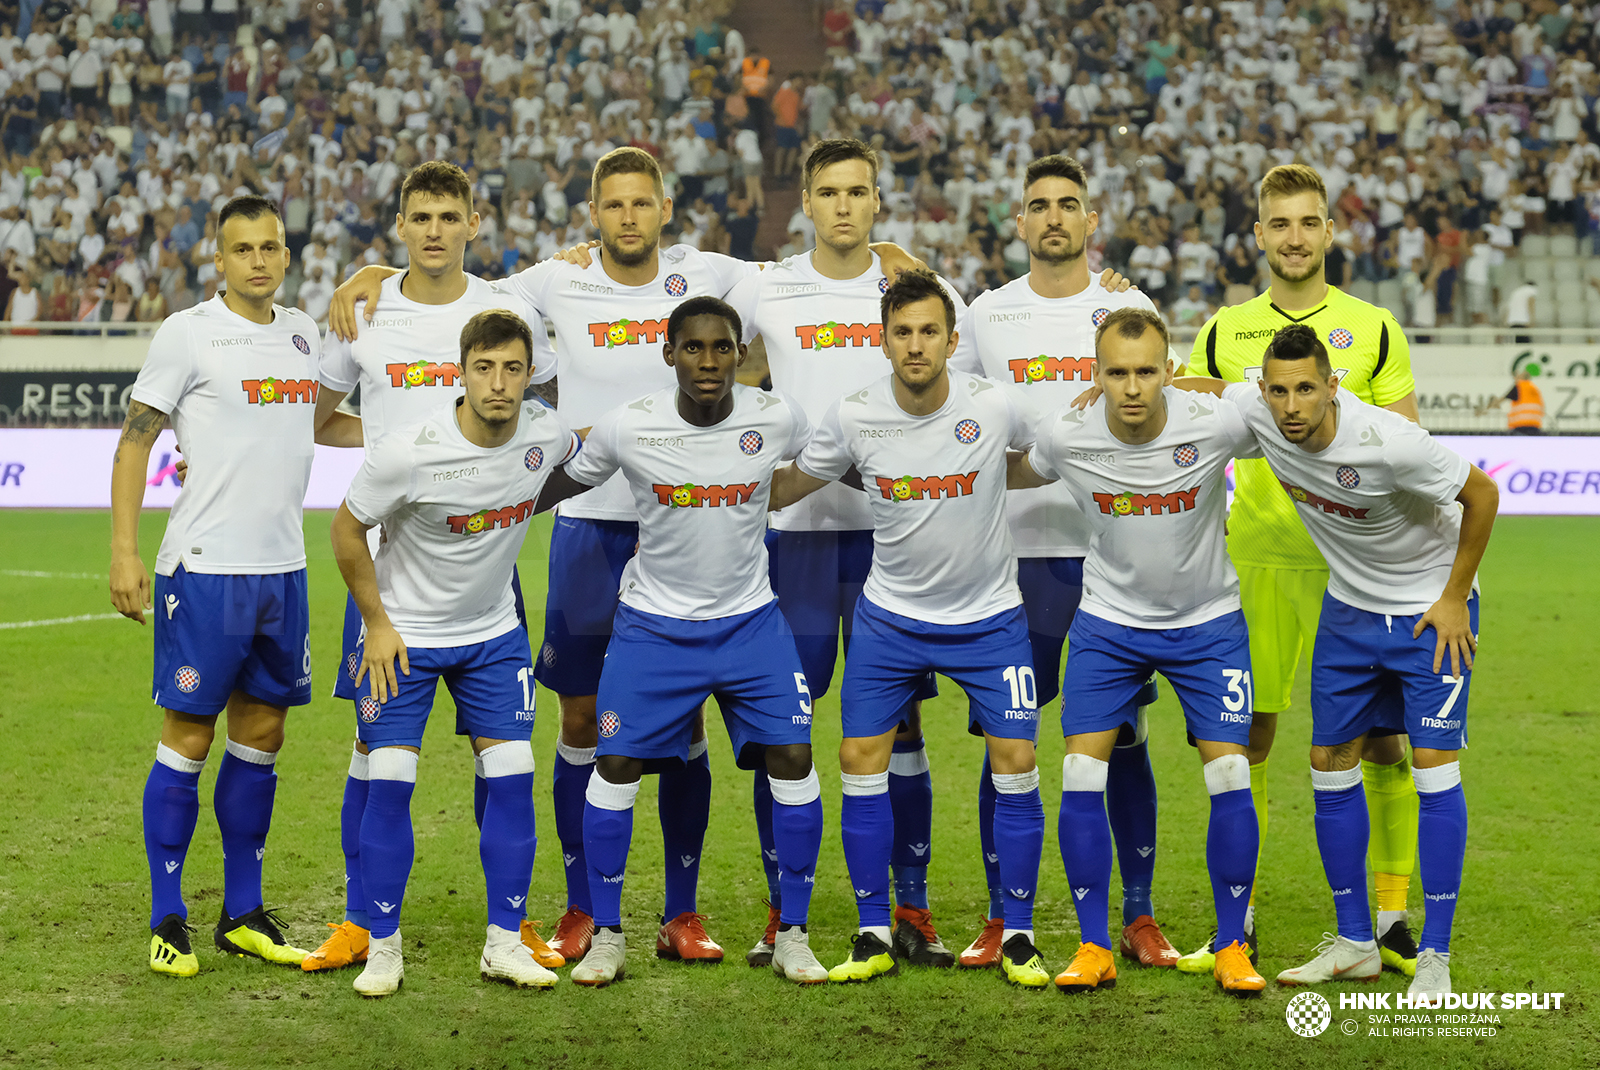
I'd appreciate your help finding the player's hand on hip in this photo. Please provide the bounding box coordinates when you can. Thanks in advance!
[1072,383,1103,410]
[1099,268,1138,293]
[329,266,391,342]
[1415,595,1475,676]
[357,623,410,703]
[553,240,600,267]
[109,553,151,624]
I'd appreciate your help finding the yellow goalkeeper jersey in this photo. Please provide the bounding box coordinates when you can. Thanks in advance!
[1185,286,1417,569]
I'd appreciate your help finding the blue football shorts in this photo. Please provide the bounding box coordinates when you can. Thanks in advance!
[533,515,639,697]
[353,626,536,750]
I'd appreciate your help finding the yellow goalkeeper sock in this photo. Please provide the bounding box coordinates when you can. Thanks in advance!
[1363,754,1418,911]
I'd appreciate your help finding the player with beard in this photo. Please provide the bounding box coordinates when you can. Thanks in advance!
[949,155,1172,971]
[1176,164,1425,976]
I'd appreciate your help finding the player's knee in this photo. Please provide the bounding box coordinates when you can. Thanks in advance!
[1246,712,1277,763]
[765,743,813,782]
[558,693,599,746]
[160,711,215,761]
[1309,740,1361,773]
[1362,732,1406,765]
[839,733,893,775]
[986,737,1036,775]
[594,753,643,785]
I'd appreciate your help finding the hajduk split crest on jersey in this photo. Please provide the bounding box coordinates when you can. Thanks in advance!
[724,251,968,532]
[502,245,759,522]
[342,400,580,647]
[951,274,1158,558]
[130,293,324,576]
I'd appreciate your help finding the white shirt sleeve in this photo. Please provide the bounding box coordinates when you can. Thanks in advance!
[564,405,623,487]
[343,433,417,527]
[704,250,763,296]
[1024,416,1065,483]
[948,304,982,375]
[519,294,558,385]
[795,398,854,480]
[1216,392,1265,460]
[128,315,196,414]
[724,271,761,344]
[1001,383,1037,450]
[779,390,814,460]
[1387,421,1471,505]
[319,326,358,391]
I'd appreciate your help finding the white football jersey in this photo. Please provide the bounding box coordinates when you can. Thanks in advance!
[724,251,967,532]
[1224,382,1473,615]
[504,245,758,522]
[1029,387,1260,629]
[952,274,1158,558]
[342,400,580,647]
[797,370,1032,625]
[319,272,556,440]
[130,294,322,576]
[566,384,811,620]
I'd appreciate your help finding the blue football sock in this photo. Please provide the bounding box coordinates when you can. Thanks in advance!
[479,743,537,932]
[583,776,640,929]
[992,771,1044,932]
[1415,764,1467,954]
[840,772,892,929]
[213,740,277,919]
[144,744,204,928]
[359,749,418,939]
[341,746,370,928]
[659,743,711,919]
[888,737,932,908]
[1312,768,1373,942]
[1108,732,1158,925]
[1059,755,1113,949]
[1203,756,1258,947]
[978,751,1003,918]
[752,767,782,908]
[553,742,595,914]
[769,767,823,927]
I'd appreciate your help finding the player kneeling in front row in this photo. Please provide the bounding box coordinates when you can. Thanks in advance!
[1011,308,1265,996]
[771,270,1049,988]
[564,297,827,987]
[330,310,586,996]
[1176,325,1497,1003]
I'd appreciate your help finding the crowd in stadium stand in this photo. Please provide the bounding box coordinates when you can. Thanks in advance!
[2,0,1600,332]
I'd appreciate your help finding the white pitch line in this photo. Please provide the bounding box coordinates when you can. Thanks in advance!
[1,570,104,580]
[0,612,125,630]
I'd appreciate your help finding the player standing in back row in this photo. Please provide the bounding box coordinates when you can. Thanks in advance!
[950,154,1173,970]
[111,195,323,976]
[1178,164,1426,976]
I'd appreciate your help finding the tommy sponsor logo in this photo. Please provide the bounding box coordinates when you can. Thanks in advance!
[874,471,979,501]
[386,360,461,388]
[589,317,669,347]
[795,322,882,349]
[433,466,480,482]
[1008,354,1094,384]
[445,498,538,534]
[1092,486,1201,516]
[241,378,319,405]
[652,481,759,507]
[211,337,253,347]
[1279,478,1371,519]
[774,282,822,294]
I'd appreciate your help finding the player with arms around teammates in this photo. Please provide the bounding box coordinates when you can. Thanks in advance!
[328,310,586,997]
[559,297,828,988]
[1176,324,1497,1002]
[1177,164,1426,975]
[302,160,565,975]
[111,195,326,977]
[770,271,1050,989]
[950,154,1175,969]
[1010,309,1266,997]
[332,149,752,964]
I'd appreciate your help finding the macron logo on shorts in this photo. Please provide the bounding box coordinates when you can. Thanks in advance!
[446,498,539,534]
[874,472,979,502]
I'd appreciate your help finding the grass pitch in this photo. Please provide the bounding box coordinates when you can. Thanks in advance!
[0,511,1595,1069]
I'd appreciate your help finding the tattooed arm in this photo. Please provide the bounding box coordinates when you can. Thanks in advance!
[526,376,558,408]
[109,399,168,624]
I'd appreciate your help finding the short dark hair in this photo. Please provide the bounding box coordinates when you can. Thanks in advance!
[666,295,742,346]
[591,146,665,205]
[217,194,282,236]
[1265,323,1333,378]
[1023,154,1089,196]
[880,268,955,332]
[459,308,534,364]
[401,160,473,213]
[1094,307,1170,355]
[804,137,878,191]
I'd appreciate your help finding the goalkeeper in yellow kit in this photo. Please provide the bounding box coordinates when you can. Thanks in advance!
[1176,164,1423,977]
